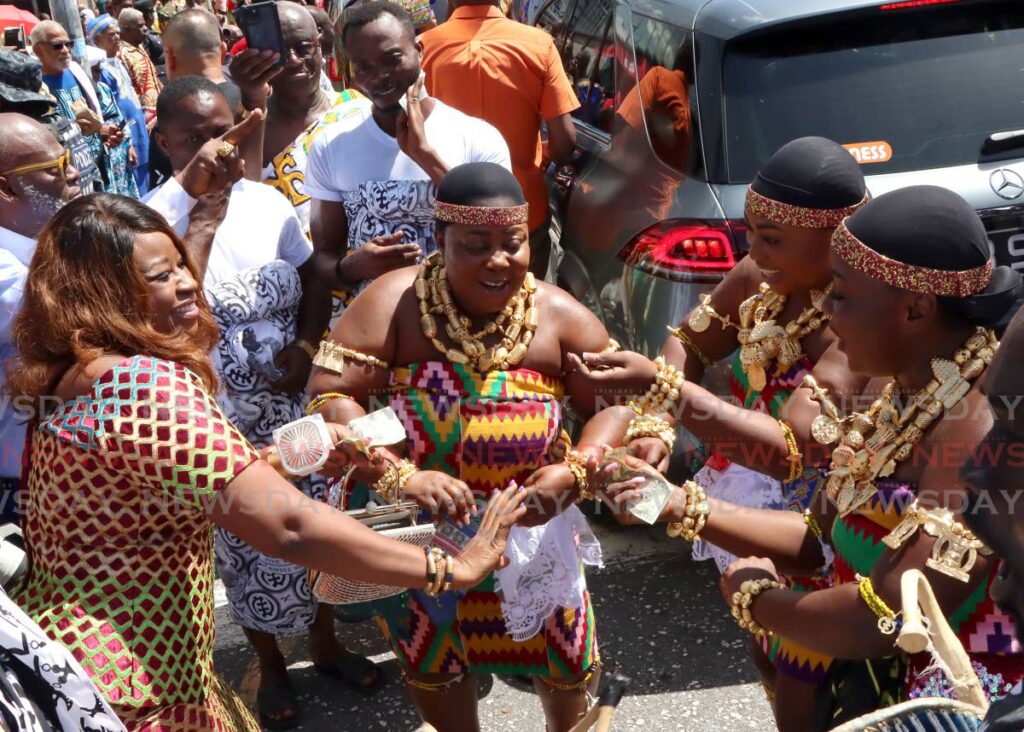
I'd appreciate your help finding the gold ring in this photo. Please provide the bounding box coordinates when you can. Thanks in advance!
[216,141,236,159]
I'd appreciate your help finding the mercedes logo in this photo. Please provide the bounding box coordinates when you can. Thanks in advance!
[990,168,1024,200]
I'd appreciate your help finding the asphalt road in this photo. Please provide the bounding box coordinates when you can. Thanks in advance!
[213,511,777,731]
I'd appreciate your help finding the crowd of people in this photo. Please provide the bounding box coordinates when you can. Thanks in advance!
[0,1,1023,732]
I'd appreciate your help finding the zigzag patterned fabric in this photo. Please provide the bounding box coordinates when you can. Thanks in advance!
[832,478,1023,702]
[13,356,261,731]
[368,362,598,679]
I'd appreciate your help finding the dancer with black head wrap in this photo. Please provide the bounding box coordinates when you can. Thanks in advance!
[596,185,1024,729]
[576,137,872,729]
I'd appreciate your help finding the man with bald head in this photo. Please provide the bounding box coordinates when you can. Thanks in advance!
[117,7,162,122]
[0,113,82,521]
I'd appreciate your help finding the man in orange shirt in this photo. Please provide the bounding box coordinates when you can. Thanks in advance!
[421,0,579,278]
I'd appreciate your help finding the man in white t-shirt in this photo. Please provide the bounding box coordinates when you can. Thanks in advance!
[145,76,323,393]
[305,0,511,305]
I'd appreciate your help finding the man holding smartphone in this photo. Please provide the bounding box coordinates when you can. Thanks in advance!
[306,1,511,314]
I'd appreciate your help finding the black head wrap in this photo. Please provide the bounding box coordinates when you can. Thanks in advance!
[752,136,867,210]
[435,163,528,229]
[840,185,1022,329]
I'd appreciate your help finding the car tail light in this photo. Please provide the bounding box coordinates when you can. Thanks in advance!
[880,0,958,9]
[618,220,743,282]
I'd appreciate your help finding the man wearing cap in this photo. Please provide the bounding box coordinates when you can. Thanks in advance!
[0,50,103,194]
[132,0,166,68]
[0,113,83,522]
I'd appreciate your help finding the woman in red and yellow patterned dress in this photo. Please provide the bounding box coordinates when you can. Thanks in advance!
[7,193,526,731]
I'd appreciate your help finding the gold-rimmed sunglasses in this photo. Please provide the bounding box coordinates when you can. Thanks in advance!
[0,149,72,178]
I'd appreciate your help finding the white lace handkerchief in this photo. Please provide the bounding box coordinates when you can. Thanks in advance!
[495,505,603,642]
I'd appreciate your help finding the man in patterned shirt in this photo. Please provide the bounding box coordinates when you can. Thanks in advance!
[117,7,163,122]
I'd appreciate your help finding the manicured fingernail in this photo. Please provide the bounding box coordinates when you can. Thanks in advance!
[604,464,615,474]
[630,476,646,484]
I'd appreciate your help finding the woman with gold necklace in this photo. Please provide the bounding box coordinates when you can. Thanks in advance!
[576,137,870,728]
[305,163,613,732]
[598,186,1024,729]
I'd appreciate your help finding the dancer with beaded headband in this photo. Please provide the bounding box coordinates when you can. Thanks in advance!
[306,162,616,732]
[575,136,870,728]
[596,186,1024,728]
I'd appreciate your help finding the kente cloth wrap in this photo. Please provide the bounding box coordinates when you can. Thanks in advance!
[208,261,327,634]
[362,362,599,678]
[830,478,1023,703]
[12,356,261,731]
[692,350,835,685]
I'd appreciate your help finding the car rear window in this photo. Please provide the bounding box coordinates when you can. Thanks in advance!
[721,2,1024,181]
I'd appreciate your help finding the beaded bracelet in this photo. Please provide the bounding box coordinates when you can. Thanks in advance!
[423,547,453,597]
[630,356,686,415]
[777,419,804,483]
[305,392,352,416]
[666,480,710,541]
[624,413,677,452]
[314,340,390,375]
[856,574,900,635]
[730,577,784,639]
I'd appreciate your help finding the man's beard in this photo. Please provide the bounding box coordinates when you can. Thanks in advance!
[21,182,66,223]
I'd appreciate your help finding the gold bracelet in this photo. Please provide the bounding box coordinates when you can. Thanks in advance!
[688,293,737,333]
[441,552,454,594]
[803,509,823,540]
[372,458,418,504]
[666,480,710,541]
[667,326,713,370]
[856,574,899,635]
[305,392,352,416]
[294,338,317,360]
[565,450,593,503]
[314,340,390,375]
[630,356,685,416]
[777,419,804,483]
[624,413,676,452]
[424,547,450,597]
[882,499,992,583]
[423,545,439,593]
[730,577,784,639]
[601,339,621,354]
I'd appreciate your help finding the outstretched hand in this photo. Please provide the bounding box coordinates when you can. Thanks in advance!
[452,483,529,589]
[565,350,658,393]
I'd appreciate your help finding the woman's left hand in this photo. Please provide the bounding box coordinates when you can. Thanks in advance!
[271,343,313,395]
[719,557,781,607]
[520,463,577,527]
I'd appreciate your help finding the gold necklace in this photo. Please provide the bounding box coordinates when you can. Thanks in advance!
[690,282,830,391]
[415,252,538,371]
[807,327,998,516]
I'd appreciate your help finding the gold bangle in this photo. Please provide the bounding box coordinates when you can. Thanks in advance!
[314,340,390,375]
[305,392,352,416]
[777,419,804,483]
[423,545,438,593]
[882,499,992,583]
[566,450,592,503]
[624,413,676,452]
[294,338,317,360]
[803,509,823,541]
[856,574,900,635]
[441,552,454,593]
[666,480,710,542]
[372,460,401,503]
[667,326,713,370]
[729,577,784,639]
[601,339,621,354]
[396,458,418,495]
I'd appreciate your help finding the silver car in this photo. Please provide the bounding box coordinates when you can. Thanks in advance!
[533,0,1024,373]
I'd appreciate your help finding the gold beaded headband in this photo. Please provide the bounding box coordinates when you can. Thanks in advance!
[745,187,869,229]
[832,220,994,297]
[435,200,529,227]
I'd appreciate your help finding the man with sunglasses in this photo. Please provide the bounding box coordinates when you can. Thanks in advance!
[0,113,82,524]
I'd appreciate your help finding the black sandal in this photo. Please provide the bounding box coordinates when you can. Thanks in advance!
[313,649,385,695]
[256,682,301,731]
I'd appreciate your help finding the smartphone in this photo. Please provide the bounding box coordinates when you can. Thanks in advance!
[234,1,286,66]
[3,27,25,51]
[116,117,129,131]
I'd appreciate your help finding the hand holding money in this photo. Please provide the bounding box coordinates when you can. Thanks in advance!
[596,449,675,525]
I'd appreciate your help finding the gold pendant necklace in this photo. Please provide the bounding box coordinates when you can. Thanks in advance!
[807,327,998,516]
[415,252,538,371]
[692,282,831,392]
